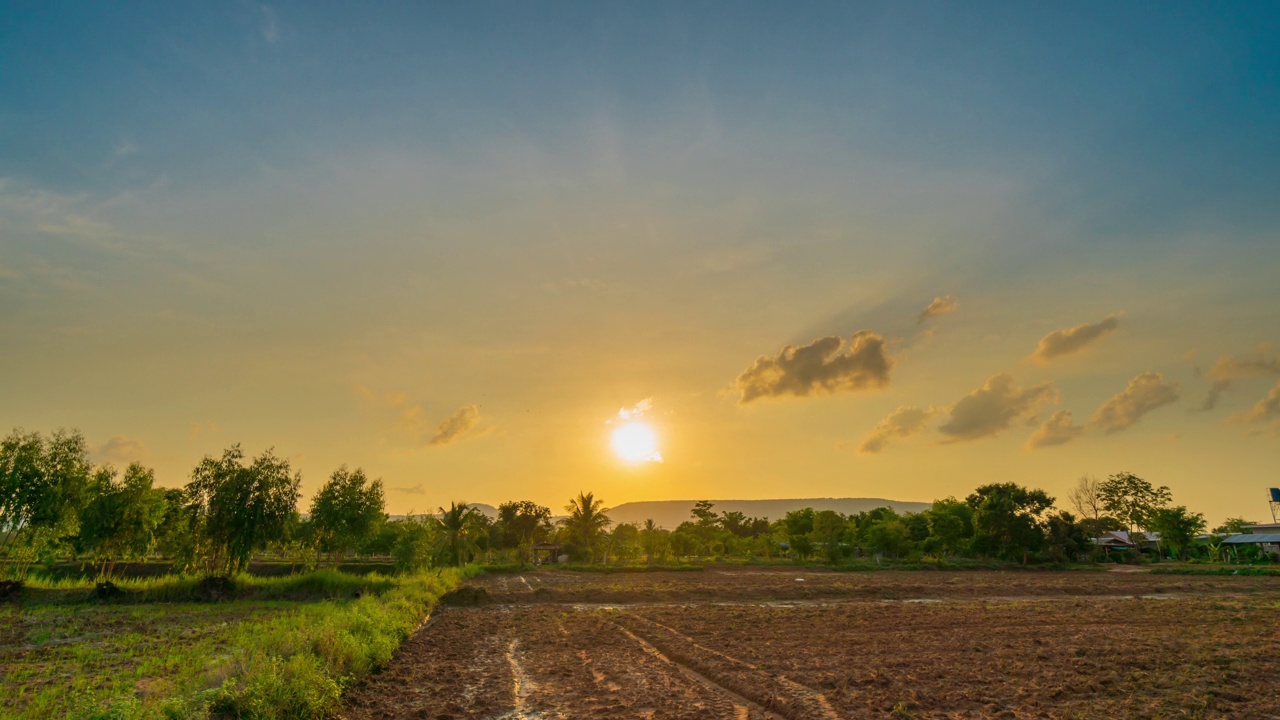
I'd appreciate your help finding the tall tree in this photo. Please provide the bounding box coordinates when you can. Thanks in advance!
[434,502,483,566]
[0,429,94,578]
[925,497,974,556]
[75,463,168,578]
[691,500,718,528]
[966,483,1055,563]
[1043,511,1090,563]
[640,518,666,564]
[185,445,301,575]
[1067,475,1104,521]
[1098,472,1171,546]
[494,500,552,559]
[1147,506,1206,559]
[309,466,386,565]
[563,491,611,562]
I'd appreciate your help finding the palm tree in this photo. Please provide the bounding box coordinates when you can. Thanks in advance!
[564,491,611,563]
[641,518,660,565]
[434,502,482,566]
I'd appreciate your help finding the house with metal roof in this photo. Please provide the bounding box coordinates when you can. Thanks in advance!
[1222,531,1280,556]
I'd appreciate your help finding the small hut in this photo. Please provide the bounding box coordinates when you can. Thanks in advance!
[530,542,562,565]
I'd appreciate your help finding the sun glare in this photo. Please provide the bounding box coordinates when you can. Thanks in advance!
[611,421,662,464]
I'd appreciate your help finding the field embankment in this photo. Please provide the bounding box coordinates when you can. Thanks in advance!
[0,568,470,720]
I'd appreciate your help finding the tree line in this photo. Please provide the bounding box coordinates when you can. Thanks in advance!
[0,428,1253,581]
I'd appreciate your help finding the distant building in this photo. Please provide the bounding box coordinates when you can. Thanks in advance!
[1092,531,1161,554]
[1222,524,1280,555]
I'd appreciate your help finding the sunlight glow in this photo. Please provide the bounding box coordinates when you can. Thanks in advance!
[611,421,663,464]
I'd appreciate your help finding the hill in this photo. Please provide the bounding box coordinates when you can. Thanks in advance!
[605,498,930,530]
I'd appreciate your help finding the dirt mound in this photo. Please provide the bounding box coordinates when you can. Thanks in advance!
[0,580,22,601]
[439,585,490,607]
[194,575,236,602]
[93,581,125,601]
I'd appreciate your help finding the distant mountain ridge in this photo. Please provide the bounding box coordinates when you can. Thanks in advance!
[606,498,930,530]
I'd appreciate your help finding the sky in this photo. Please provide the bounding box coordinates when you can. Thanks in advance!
[2,2,1279,525]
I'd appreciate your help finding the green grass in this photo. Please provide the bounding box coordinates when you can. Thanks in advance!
[1152,565,1280,577]
[0,567,472,720]
[15,568,399,606]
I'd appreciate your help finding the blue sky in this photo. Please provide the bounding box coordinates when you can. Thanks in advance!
[3,2,1279,521]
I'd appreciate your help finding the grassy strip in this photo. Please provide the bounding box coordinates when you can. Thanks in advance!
[2,568,472,719]
[18,569,399,606]
[1151,566,1280,577]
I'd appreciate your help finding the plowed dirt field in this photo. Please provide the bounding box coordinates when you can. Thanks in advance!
[340,568,1280,720]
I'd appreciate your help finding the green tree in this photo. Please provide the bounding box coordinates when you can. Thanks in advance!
[864,518,911,558]
[1147,506,1206,559]
[811,510,848,562]
[1212,517,1256,534]
[640,518,667,564]
[783,508,815,536]
[434,502,483,566]
[691,500,718,528]
[719,510,749,537]
[606,522,641,562]
[787,533,814,560]
[966,483,1054,563]
[0,429,94,578]
[563,491,611,562]
[309,466,386,565]
[925,498,973,556]
[1098,472,1171,547]
[75,463,168,578]
[185,445,301,575]
[154,487,202,572]
[1043,511,1090,564]
[494,500,552,560]
[392,515,438,573]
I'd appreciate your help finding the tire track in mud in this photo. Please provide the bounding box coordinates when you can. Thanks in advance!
[612,614,841,720]
[502,638,563,720]
[612,622,785,720]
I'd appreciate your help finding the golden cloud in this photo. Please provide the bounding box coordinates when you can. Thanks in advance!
[735,331,892,404]
[858,406,937,454]
[1090,372,1178,434]
[1030,314,1120,363]
[429,405,485,447]
[938,373,1057,442]
[1230,380,1280,427]
[1026,410,1085,449]
[917,295,959,324]
[1200,348,1280,410]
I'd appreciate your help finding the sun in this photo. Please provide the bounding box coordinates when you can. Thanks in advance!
[611,421,662,464]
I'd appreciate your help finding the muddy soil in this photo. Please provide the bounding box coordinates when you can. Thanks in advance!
[340,568,1280,720]
[474,567,1280,605]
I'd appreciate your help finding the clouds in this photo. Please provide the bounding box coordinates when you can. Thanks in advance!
[1027,410,1085,449]
[1200,349,1280,410]
[359,386,491,449]
[1090,372,1179,434]
[617,398,653,420]
[938,373,1057,442]
[1231,380,1280,428]
[1030,315,1120,363]
[859,406,937,453]
[94,436,149,465]
[428,405,486,447]
[735,331,892,403]
[917,295,959,324]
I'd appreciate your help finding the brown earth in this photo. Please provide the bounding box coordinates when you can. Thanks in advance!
[339,568,1280,720]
